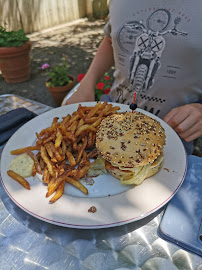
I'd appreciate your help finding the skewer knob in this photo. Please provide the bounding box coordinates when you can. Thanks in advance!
[129,103,137,111]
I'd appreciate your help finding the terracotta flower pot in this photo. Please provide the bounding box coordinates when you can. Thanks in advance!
[46,75,76,106]
[0,41,32,83]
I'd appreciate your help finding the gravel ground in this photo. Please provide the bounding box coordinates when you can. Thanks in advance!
[0,18,201,155]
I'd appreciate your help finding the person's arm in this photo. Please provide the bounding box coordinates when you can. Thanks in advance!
[66,36,114,104]
[163,103,202,142]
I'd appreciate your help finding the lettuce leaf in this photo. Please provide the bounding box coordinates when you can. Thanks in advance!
[87,155,107,177]
[120,164,151,185]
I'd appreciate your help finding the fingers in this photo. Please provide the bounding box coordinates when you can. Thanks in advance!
[163,108,179,127]
[164,106,191,129]
[174,113,197,135]
[182,129,202,142]
[164,104,202,142]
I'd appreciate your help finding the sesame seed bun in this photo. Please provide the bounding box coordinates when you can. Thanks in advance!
[96,111,166,168]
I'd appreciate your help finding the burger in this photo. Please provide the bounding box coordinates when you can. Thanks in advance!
[95,111,166,185]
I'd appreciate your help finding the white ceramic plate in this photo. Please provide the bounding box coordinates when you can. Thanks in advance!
[0,102,187,229]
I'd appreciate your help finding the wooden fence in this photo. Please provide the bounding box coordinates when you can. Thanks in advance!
[0,0,109,33]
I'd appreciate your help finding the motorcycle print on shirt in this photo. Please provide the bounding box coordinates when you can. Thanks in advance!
[116,9,188,105]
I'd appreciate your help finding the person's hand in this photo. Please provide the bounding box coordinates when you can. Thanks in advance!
[163,103,202,142]
[65,83,95,105]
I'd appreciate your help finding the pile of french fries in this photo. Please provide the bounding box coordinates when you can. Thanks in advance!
[8,102,120,203]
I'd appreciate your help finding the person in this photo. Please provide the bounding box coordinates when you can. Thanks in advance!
[66,0,202,154]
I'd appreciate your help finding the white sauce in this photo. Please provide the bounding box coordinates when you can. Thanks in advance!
[9,153,34,177]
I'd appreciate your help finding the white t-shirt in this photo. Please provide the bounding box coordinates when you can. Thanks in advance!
[104,0,202,119]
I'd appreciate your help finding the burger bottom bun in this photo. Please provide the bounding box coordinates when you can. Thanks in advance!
[146,158,164,178]
[107,153,164,185]
[108,168,135,181]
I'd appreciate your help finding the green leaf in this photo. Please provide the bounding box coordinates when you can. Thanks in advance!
[0,27,29,47]
[95,89,104,101]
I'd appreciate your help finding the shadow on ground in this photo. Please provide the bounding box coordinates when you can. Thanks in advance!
[0,19,109,108]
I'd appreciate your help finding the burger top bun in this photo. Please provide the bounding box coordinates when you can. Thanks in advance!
[96,111,166,168]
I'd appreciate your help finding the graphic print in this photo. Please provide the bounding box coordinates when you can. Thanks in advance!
[117,9,188,104]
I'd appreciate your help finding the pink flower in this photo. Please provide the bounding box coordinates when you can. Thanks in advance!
[104,76,110,80]
[41,63,50,70]
[104,88,111,94]
[77,74,85,82]
[96,82,105,90]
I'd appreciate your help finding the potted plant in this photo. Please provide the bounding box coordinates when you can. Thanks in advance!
[42,57,76,106]
[0,26,31,83]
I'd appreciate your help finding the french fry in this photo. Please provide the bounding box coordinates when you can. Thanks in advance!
[51,117,59,129]
[85,117,100,124]
[56,161,67,176]
[91,118,102,128]
[41,146,55,176]
[39,118,59,137]
[9,102,121,203]
[68,120,78,134]
[10,146,40,155]
[65,177,88,195]
[43,130,56,144]
[79,106,94,113]
[43,167,50,183]
[76,137,88,164]
[77,163,92,179]
[62,114,71,126]
[39,127,53,136]
[32,164,36,176]
[79,151,90,168]
[39,157,45,170]
[69,163,92,180]
[48,176,56,189]
[49,180,65,203]
[54,149,65,162]
[65,132,76,142]
[36,151,41,159]
[75,125,97,138]
[102,103,113,115]
[66,150,76,167]
[68,113,80,127]
[87,132,93,149]
[61,140,67,156]
[44,142,54,158]
[46,142,65,162]
[77,118,84,129]
[77,104,86,118]
[60,124,67,136]
[97,101,108,111]
[87,149,98,159]
[85,102,102,120]
[46,173,68,197]
[72,141,78,151]
[55,129,63,148]
[35,132,43,145]
[7,170,30,190]
[92,133,96,147]
[106,106,120,113]
[27,151,42,175]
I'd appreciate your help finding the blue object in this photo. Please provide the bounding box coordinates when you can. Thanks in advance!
[159,155,202,257]
[0,108,37,145]
[100,94,112,102]
[195,100,202,104]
